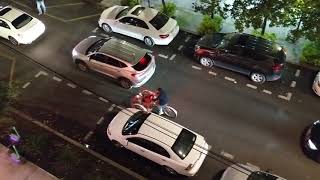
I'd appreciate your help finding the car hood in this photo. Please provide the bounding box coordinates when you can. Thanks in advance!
[73,36,103,55]
[159,17,177,34]
[101,6,128,20]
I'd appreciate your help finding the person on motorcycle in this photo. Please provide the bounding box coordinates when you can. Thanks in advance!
[154,88,168,115]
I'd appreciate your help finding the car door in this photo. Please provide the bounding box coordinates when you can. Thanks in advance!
[133,18,150,40]
[113,17,136,38]
[0,19,12,39]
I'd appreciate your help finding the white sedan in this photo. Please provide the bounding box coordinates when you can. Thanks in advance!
[0,6,45,45]
[107,108,209,176]
[98,5,179,46]
[312,71,320,96]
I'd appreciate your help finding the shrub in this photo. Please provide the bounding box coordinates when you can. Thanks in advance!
[121,0,140,7]
[160,1,176,18]
[0,81,20,112]
[20,134,50,157]
[251,29,277,42]
[301,41,320,67]
[198,15,223,35]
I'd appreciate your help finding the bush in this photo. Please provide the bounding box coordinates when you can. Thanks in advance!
[20,134,50,157]
[160,1,176,18]
[251,29,277,42]
[198,15,223,35]
[301,41,320,67]
[121,0,140,7]
[0,81,20,112]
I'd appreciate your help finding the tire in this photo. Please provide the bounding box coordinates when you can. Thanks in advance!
[144,36,154,46]
[163,166,177,175]
[132,103,147,111]
[76,61,89,72]
[9,36,18,45]
[199,56,214,67]
[111,140,123,148]
[250,72,266,84]
[102,23,112,33]
[163,106,177,118]
[119,78,132,89]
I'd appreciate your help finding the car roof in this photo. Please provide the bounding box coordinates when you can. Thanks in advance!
[0,6,24,22]
[127,5,158,22]
[99,37,147,64]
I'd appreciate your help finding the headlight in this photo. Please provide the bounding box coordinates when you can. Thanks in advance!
[72,49,78,56]
[308,139,318,150]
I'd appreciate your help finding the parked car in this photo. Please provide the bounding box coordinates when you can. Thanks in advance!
[302,120,320,162]
[194,33,286,84]
[72,36,156,89]
[0,6,45,45]
[107,108,209,176]
[220,163,286,180]
[98,5,179,46]
[312,71,320,96]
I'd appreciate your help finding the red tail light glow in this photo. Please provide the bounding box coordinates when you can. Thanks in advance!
[272,63,283,72]
[131,73,137,77]
[159,34,169,39]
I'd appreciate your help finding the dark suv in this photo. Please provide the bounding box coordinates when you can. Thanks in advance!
[194,33,286,83]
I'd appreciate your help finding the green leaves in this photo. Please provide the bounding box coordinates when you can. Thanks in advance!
[192,0,226,19]
[198,15,223,35]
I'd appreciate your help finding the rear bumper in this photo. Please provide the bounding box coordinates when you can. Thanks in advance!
[153,26,179,45]
[266,73,281,81]
[312,82,320,96]
[132,61,156,88]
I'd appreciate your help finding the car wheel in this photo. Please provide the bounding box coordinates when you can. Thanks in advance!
[119,78,132,89]
[9,36,18,45]
[250,72,266,84]
[144,36,154,47]
[102,23,112,33]
[163,166,177,175]
[76,61,89,72]
[199,57,214,67]
[111,140,123,148]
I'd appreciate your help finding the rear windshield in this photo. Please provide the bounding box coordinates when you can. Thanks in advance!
[12,14,32,29]
[86,38,110,55]
[122,111,150,135]
[248,171,278,180]
[132,53,151,71]
[0,7,12,16]
[171,129,196,159]
[149,12,169,30]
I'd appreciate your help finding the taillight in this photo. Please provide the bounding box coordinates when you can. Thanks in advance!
[159,34,169,39]
[107,127,111,136]
[131,73,137,77]
[272,63,283,72]
[185,164,194,170]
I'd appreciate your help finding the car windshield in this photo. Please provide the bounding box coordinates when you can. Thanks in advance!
[0,7,12,16]
[11,14,33,29]
[171,129,196,159]
[86,38,110,55]
[122,111,150,135]
[248,171,278,180]
[149,12,169,30]
[116,7,130,19]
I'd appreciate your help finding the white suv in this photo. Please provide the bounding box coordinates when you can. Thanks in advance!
[107,108,209,176]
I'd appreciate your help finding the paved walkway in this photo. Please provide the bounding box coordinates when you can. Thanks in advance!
[0,144,58,180]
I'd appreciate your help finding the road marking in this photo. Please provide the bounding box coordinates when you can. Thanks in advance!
[22,82,31,89]
[52,76,62,82]
[67,83,77,88]
[83,131,94,142]
[178,45,183,51]
[108,104,116,111]
[221,151,234,159]
[192,65,202,70]
[82,90,93,95]
[295,69,301,77]
[290,81,296,88]
[158,54,168,59]
[117,105,124,110]
[35,71,48,78]
[246,84,257,89]
[169,54,176,60]
[185,36,191,42]
[9,59,16,87]
[96,117,105,125]
[92,27,99,33]
[278,92,292,101]
[66,14,101,22]
[99,33,110,38]
[224,76,236,83]
[98,97,109,103]
[44,13,67,22]
[208,71,217,76]
[262,89,272,94]
[47,2,85,8]
[11,0,32,9]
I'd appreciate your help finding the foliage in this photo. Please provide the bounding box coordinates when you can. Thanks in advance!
[198,15,223,35]
[251,29,277,42]
[0,116,15,130]
[121,0,140,7]
[0,81,20,112]
[301,41,320,67]
[20,134,50,157]
[160,1,176,17]
[192,0,226,18]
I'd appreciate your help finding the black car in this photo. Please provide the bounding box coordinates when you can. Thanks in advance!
[303,120,320,162]
[194,33,286,84]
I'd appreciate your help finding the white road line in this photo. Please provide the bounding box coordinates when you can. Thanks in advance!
[221,151,234,159]
[66,14,101,22]
[22,82,31,89]
[185,36,191,42]
[295,69,301,77]
[224,76,236,83]
[262,89,272,94]
[34,71,48,78]
[178,45,183,51]
[208,71,217,76]
[290,81,296,88]
[246,84,257,89]
[158,54,168,59]
[278,92,292,101]
[169,54,176,60]
[117,105,124,110]
[67,83,77,88]
[82,90,93,95]
[47,2,85,8]
[52,76,62,82]
[92,27,99,33]
[108,104,116,111]
[96,117,104,125]
[83,131,94,141]
[98,97,109,103]
[192,65,202,70]
[11,0,32,9]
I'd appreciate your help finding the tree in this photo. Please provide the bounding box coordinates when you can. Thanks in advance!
[161,0,167,14]
[192,0,226,19]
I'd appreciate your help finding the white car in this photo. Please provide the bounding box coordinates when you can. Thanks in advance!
[312,71,320,96]
[221,163,286,180]
[107,108,209,176]
[98,5,179,46]
[0,6,45,45]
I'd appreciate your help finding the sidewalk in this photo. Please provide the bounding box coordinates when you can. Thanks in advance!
[0,144,59,180]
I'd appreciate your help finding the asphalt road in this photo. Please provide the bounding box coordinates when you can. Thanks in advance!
[1,0,320,179]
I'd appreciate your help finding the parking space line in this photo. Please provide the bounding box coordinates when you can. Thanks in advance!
[246,84,257,89]
[82,90,93,95]
[92,27,99,33]
[178,45,183,51]
[208,71,217,76]
[96,117,104,125]
[83,131,94,142]
[158,54,168,59]
[295,69,301,77]
[278,92,292,101]
[66,14,101,22]
[67,83,77,88]
[52,76,62,82]
[224,76,236,83]
[11,0,32,9]
[184,36,191,42]
[46,2,85,8]
[169,54,176,60]
[221,151,234,159]
[35,71,48,78]
[108,104,116,111]
[290,81,296,88]
[192,65,202,70]
[22,82,31,89]
[98,97,109,103]
[44,13,67,22]
[262,89,272,94]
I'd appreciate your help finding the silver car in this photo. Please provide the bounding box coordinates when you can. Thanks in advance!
[72,36,156,89]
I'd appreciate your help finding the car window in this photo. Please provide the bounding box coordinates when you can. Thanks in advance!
[171,129,196,159]
[131,7,145,16]
[11,14,32,29]
[149,12,169,30]
[90,53,108,64]
[248,171,278,180]
[122,111,150,135]
[128,137,170,158]
[116,7,130,19]
[0,20,10,29]
[105,56,121,67]
[135,18,148,29]
[118,61,127,68]
[119,17,134,25]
